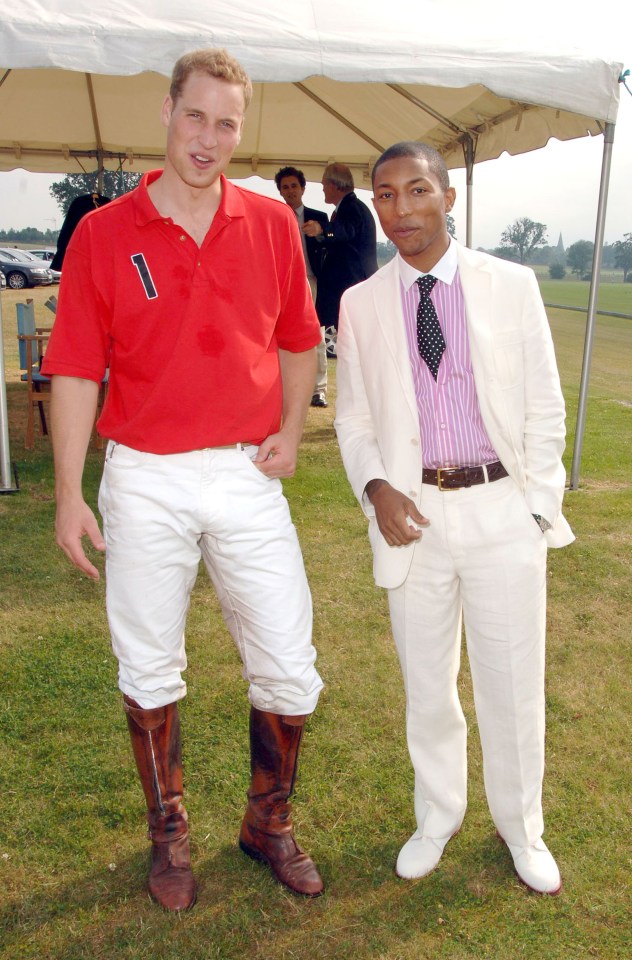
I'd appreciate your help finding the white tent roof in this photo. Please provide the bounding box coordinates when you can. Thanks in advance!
[0,0,623,186]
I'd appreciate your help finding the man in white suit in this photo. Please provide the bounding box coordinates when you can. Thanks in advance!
[334,142,574,895]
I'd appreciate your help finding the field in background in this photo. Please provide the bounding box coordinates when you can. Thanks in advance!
[0,286,630,959]
[536,276,632,315]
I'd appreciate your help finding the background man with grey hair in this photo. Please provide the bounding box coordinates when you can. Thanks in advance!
[303,162,378,340]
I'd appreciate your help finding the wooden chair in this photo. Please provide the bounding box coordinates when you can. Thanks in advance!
[16,299,52,449]
[44,294,58,315]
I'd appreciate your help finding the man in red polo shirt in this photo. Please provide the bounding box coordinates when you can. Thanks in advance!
[43,48,324,911]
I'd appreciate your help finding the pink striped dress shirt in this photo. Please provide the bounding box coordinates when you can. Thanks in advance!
[399,241,498,469]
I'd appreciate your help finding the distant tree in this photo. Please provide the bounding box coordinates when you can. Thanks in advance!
[602,243,616,269]
[499,217,548,264]
[376,240,398,266]
[549,262,566,280]
[614,233,632,282]
[529,244,558,266]
[566,240,594,278]
[529,245,556,266]
[493,245,520,263]
[446,214,456,238]
[49,171,142,216]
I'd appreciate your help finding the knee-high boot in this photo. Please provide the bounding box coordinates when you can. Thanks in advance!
[123,696,197,911]
[239,707,324,897]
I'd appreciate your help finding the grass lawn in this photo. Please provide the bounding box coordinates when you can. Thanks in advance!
[536,277,632,316]
[1,287,630,959]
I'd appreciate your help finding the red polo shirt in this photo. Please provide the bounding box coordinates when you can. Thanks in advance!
[42,172,321,454]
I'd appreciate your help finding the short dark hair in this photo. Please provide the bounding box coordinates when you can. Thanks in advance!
[372,141,450,192]
[274,166,306,190]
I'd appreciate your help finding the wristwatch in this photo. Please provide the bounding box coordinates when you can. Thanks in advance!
[532,514,552,533]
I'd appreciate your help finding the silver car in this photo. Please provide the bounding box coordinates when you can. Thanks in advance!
[28,248,62,283]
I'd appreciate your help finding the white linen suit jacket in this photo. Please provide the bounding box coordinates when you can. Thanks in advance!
[334,243,574,590]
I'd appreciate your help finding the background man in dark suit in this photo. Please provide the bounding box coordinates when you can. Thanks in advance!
[275,166,330,407]
[303,162,378,343]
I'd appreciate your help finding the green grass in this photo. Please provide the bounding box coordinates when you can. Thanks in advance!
[1,288,631,959]
[536,277,632,316]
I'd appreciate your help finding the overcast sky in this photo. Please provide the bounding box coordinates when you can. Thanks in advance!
[1,8,630,251]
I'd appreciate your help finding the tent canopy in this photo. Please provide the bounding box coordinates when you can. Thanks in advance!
[0,0,625,495]
[0,0,622,187]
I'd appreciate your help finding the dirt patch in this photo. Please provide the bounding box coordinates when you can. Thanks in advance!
[570,479,631,492]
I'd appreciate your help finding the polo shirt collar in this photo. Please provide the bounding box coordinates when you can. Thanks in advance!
[133,170,165,226]
[133,171,245,226]
[398,237,457,290]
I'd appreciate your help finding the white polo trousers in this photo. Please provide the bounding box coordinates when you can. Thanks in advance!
[98,442,323,714]
[387,476,548,848]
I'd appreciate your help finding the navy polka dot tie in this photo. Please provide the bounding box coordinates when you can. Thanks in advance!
[416,275,445,380]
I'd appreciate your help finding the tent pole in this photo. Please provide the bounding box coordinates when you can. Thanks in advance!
[0,294,19,493]
[569,122,615,491]
[463,135,474,248]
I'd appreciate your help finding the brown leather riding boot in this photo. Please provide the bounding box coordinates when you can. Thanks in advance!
[124,696,197,911]
[239,707,324,897]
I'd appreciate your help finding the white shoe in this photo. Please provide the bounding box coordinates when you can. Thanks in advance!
[505,838,562,895]
[395,831,453,880]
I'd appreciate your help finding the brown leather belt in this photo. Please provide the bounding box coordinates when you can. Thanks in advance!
[422,460,508,491]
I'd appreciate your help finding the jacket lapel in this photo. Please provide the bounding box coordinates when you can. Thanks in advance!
[455,245,498,417]
[456,244,520,473]
[371,258,420,425]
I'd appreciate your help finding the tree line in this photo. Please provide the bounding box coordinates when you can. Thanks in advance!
[0,226,59,244]
[488,217,632,281]
[2,178,631,282]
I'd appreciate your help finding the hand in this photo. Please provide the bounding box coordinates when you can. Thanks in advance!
[55,495,106,580]
[366,480,430,546]
[253,430,300,479]
[302,220,324,238]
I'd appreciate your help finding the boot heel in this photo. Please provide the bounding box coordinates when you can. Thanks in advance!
[239,838,266,863]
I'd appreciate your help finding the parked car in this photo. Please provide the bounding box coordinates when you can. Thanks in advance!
[27,247,56,260]
[0,248,54,289]
[27,248,62,282]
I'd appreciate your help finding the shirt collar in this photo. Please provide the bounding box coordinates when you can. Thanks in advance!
[133,171,245,226]
[397,238,457,290]
[133,170,165,225]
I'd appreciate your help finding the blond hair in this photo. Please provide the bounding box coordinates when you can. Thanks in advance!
[170,48,253,109]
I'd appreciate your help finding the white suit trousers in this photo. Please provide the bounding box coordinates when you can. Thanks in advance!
[387,476,548,848]
[98,442,323,714]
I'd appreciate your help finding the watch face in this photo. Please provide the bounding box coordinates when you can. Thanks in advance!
[533,514,551,532]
